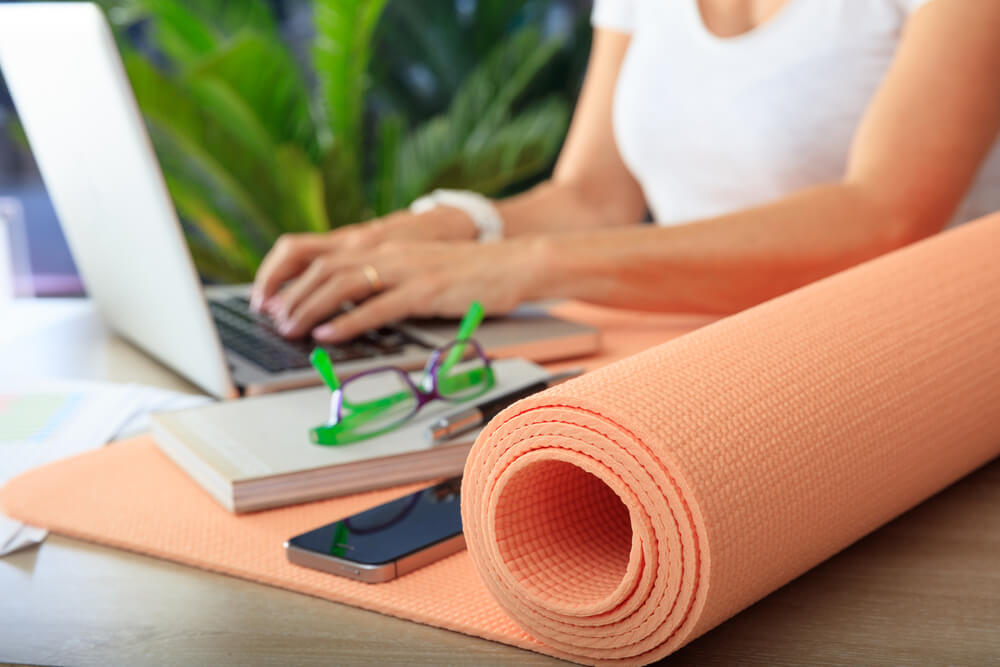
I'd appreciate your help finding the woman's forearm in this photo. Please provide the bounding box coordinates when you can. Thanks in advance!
[496,180,645,237]
[410,180,644,242]
[528,182,927,313]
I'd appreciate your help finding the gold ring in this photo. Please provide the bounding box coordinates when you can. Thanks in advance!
[360,264,384,292]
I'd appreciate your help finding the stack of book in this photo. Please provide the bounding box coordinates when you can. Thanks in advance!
[151,358,549,512]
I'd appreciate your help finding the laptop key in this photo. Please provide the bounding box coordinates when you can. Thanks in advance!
[209,297,420,374]
[211,319,310,372]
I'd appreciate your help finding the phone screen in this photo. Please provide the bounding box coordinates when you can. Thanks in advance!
[288,477,463,565]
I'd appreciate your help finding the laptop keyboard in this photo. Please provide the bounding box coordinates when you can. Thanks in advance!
[208,296,419,373]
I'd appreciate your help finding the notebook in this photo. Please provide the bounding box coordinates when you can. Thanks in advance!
[150,358,549,512]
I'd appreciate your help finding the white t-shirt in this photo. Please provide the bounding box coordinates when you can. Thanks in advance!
[593,0,1000,227]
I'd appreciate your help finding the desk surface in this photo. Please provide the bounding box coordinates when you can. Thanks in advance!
[1,299,998,666]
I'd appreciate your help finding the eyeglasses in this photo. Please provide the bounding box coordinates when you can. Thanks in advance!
[309,301,495,446]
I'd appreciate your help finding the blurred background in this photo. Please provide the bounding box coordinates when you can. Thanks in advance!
[0,0,593,295]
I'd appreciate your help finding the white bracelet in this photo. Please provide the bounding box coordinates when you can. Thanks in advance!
[409,189,505,243]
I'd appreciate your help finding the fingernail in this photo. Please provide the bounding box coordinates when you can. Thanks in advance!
[249,294,261,311]
[279,320,296,336]
[312,323,339,341]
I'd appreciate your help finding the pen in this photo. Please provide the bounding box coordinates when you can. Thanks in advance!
[428,369,584,443]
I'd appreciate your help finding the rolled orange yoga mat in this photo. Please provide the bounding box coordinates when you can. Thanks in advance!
[1,214,998,665]
[462,213,1000,664]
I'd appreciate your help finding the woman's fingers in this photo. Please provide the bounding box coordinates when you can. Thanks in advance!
[269,244,430,339]
[269,258,340,322]
[251,212,475,312]
[259,239,531,343]
[279,270,374,338]
[312,285,426,343]
[251,233,337,310]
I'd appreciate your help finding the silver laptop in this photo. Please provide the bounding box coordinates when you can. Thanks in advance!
[0,2,598,397]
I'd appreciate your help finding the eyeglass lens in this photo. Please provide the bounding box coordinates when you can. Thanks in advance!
[340,368,419,437]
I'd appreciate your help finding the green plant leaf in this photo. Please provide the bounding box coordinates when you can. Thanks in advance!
[189,34,318,162]
[185,35,330,237]
[312,0,389,228]
[127,0,278,65]
[378,1,466,99]
[313,0,389,152]
[187,236,254,284]
[90,1,586,283]
[124,51,284,248]
[164,0,277,39]
[275,145,330,234]
[458,28,563,149]
[394,26,565,204]
[394,115,455,206]
[370,0,532,122]
[149,123,267,266]
[372,113,405,215]
[471,0,529,50]
[163,172,259,274]
[432,97,570,195]
[321,143,366,227]
[186,76,275,164]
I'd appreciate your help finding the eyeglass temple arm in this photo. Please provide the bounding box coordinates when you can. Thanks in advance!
[440,301,485,375]
[309,348,341,391]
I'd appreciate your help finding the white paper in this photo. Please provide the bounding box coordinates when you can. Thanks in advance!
[0,514,46,556]
[0,380,210,555]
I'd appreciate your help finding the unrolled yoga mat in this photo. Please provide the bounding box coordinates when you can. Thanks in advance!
[3,215,1000,665]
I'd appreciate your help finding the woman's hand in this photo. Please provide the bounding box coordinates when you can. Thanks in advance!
[261,237,551,343]
[250,207,477,312]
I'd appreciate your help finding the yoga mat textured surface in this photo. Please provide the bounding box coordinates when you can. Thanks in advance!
[2,215,999,665]
[462,215,1000,664]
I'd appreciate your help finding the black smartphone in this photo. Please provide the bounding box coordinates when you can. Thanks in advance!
[284,477,464,584]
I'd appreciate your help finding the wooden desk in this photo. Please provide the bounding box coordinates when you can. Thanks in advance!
[1,299,998,666]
